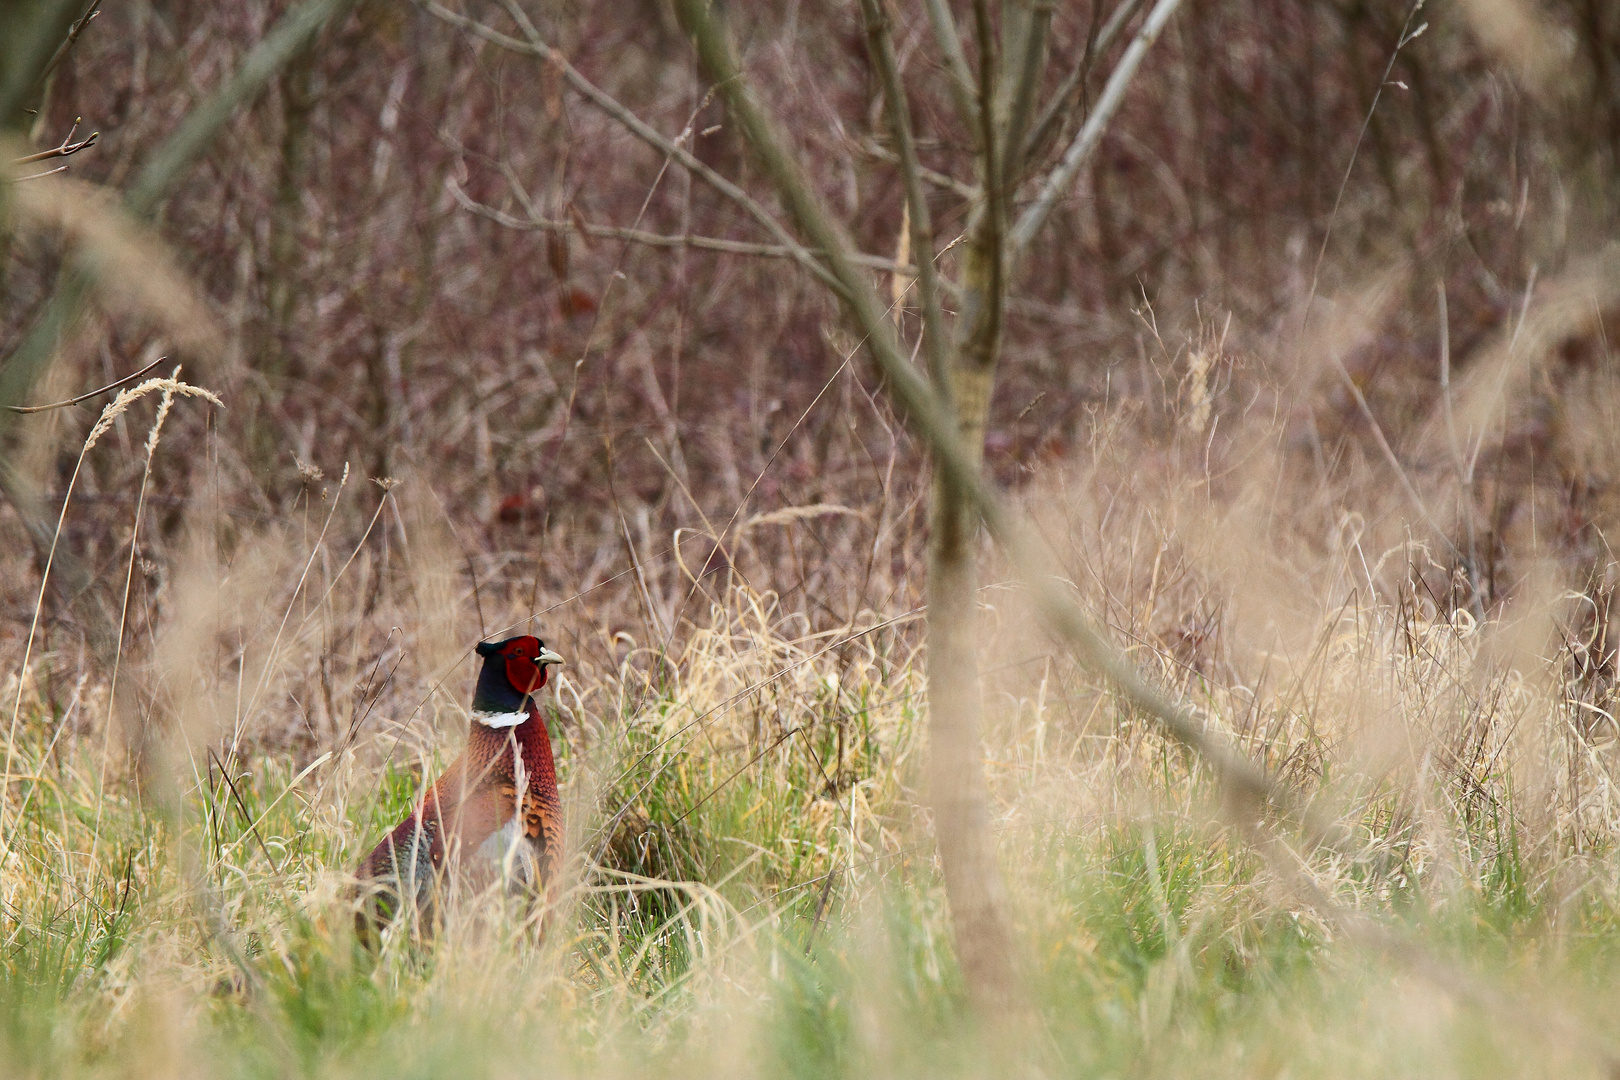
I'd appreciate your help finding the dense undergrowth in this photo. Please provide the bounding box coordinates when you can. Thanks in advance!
[3,561,1620,1079]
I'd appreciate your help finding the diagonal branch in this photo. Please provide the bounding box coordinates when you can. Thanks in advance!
[1009,0,1186,263]
[445,172,917,275]
[857,137,979,201]
[124,0,358,218]
[27,1,102,104]
[1021,0,1144,171]
[4,356,162,414]
[0,0,84,128]
[0,0,362,429]
[922,0,982,139]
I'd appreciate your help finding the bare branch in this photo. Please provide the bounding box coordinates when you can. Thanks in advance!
[923,0,982,137]
[857,138,979,201]
[11,117,97,164]
[418,0,846,300]
[10,164,69,183]
[445,173,915,275]
[859,0,953,396]
[29,1,101,98]
[1021,0,1145,169]
[1009,0,1186,262]
[5,356,164,414]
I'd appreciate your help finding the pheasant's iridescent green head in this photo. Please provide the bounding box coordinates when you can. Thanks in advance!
[473,635,564,714]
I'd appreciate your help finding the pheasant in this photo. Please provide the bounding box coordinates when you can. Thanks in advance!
[355,635,564,943]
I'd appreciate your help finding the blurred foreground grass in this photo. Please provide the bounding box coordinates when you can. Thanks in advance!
[4,583,1620,1080]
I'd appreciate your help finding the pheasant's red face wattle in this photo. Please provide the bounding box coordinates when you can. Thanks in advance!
[498,636,562,695]
[504,647,545,694]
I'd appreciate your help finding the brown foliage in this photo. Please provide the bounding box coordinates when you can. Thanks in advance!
[2,0,1618,729]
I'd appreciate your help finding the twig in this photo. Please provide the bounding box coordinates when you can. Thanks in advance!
[857,138,979,200]
[11,118,99,165]
[672,727,800,827]
[418,0,846,299]
[4,357,164,414]
[1332,354,1466,565]
[29,1,102,96]
[1009,0,1187,261]
[8,164,70,183]
[1301,0,1427,333]
[208,748,281,875]
[444,174,913,275]
[805,858,840,954]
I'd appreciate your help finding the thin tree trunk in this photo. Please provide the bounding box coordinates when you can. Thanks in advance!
[920,1,1048,1020]
[925,208,1019,1018]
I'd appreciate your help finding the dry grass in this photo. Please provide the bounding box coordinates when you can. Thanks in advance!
[5,307,1620,1079]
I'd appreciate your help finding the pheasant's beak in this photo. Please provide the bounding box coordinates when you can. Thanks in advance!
[537,647,564,667]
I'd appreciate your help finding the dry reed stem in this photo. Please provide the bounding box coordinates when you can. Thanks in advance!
[2,374,221,855]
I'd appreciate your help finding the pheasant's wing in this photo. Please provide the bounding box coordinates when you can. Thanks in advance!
[425,757,514,863]
[359,753,469,883]
[354,763,463,944]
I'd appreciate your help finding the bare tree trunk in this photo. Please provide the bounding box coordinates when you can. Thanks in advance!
[920,1,1048,1020]
[925,215,1019,1017]
[925,415,1019,1013]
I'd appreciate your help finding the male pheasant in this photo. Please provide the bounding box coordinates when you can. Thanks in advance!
[355,635,564,943]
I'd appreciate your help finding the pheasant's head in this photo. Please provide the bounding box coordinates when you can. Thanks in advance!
[472,635,564,720]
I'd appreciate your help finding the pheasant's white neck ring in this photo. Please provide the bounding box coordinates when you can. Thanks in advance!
[472,709,528,729]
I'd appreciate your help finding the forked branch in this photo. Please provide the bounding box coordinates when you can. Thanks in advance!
[1021,0,1144,169]
[858,0,952,394]
[11,117,98,165]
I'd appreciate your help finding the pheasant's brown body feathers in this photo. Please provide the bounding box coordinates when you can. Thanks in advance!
[355,637,563,944]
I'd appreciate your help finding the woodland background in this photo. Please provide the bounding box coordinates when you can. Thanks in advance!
[0,0,1619,1077]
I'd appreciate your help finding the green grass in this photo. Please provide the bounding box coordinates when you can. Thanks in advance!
[3,594,1620,1080]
